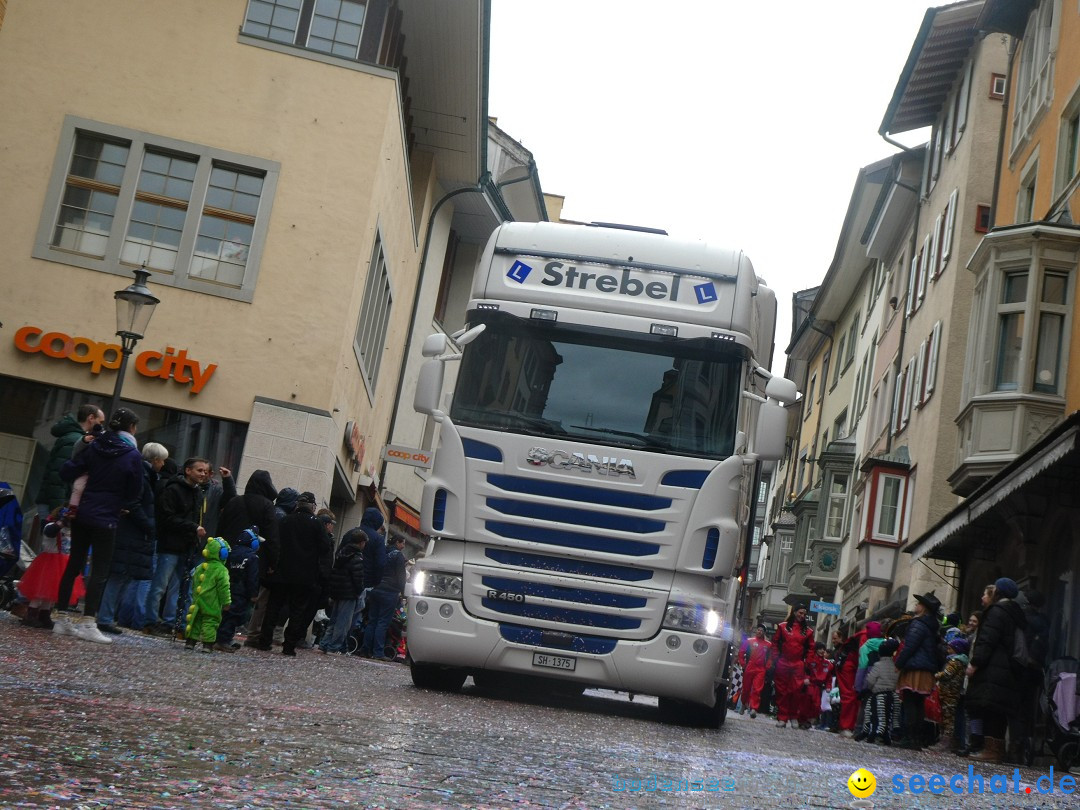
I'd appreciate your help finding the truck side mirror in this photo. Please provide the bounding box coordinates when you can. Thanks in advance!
[414,358,445,418]
[753,401,788,461]
[764,376,798,405]
[422,334,448,358]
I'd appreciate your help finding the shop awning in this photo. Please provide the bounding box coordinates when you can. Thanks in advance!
[907,411,1080,561]
[393,500,421,532]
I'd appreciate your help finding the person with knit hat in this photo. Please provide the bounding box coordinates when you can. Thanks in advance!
[965,578,1026,763]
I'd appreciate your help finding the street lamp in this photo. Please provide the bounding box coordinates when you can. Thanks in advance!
[110,265,160,416]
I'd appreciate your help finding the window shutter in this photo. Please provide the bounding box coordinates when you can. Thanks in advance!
[906,255,918,316]
[926,321,942,397]
[917,235,931,303]
[901,359,914,427]
[929,214,942,282]
[907,360,915,425]
[914,340,927,407]
[892,368,904,434]
[942,188,958,263]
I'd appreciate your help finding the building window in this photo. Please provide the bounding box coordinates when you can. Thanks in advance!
[1017,160,1039,222]
[872,473,906,541]
[779,534,794,553]
[243,0,367,59]
[833,335,846,386]
[1033,272,1069,393]
[1012,0,1059,152]
[846,317,859,366]
[990,73,1006,100]
[834,409,848,441]
[824,472,849,540]
[975,204,992,233]
[995,272,1028,391]
[805,373,816,418]
[353,231,393,392]
[35,117,277,303]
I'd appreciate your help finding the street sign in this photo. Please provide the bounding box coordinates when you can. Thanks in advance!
[810,600,841,616]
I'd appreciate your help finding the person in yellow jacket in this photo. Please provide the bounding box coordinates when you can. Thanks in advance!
[184,537,231,652]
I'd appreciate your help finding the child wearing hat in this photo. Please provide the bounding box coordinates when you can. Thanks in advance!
[931,634,970,752]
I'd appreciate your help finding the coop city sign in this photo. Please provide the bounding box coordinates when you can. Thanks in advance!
[13,325,217,394]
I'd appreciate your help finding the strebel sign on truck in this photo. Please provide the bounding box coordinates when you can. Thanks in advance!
[407,221,796,727]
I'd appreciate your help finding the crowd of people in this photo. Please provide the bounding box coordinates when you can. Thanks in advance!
[16,403,409,658]
[733,582,1053,766]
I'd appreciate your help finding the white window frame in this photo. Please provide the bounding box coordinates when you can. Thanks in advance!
[824,471,850,541]
[871,472,907,543]
[33,116,278,303]
[1055,87,1080,197]
[1011,0,1060,154]
[353,229,394,395]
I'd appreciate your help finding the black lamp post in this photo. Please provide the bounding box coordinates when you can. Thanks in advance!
[110,265,160,416]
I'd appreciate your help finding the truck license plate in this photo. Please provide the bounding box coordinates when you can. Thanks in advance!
[532,652,576,671]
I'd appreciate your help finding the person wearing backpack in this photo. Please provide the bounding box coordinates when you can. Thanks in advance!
[966,577,1027,763]
[319,528,367,655]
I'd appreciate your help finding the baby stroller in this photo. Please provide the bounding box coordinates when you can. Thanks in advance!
[346,596,406,659]
[1043,658,1080,770]
[0,485,24,611]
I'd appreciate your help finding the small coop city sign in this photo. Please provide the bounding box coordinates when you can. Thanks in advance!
[13,325,217,394]
[381,444,433,469]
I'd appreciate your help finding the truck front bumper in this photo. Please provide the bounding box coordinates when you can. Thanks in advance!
[407,596,727,706]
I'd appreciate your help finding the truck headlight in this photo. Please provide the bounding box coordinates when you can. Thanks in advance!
[413,570,463,600]
[663,602,723,636]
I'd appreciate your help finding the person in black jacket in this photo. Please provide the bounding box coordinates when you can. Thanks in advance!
[967,577,1027,763]
[251,492,331,656]
[319,528,366,654]
[218,470,278,563]
[361,534,406,660]
[96,442,168,635]
[144,457,210,635]
[894,591,943,750]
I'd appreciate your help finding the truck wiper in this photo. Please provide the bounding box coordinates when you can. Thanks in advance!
[569,425,672,451]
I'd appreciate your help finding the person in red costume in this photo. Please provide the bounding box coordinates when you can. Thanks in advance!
[832,628,860,735]
[804,641,835,726]
[771,604,814,728]
[739,624,772,718]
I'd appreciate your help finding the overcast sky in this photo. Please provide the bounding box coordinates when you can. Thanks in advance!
[488,0,939,372]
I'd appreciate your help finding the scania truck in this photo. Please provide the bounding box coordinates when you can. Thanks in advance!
[407,221,796,726]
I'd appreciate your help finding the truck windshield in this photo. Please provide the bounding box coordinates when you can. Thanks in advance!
[450,314,743,459]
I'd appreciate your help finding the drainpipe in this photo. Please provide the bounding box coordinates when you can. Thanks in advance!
[879,134,923,454]
[379,175,495,489]
[990,37,1018,226]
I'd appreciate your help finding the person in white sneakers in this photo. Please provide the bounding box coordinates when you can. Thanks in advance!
[53,407,144,644]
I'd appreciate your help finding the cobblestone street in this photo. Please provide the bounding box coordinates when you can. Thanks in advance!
[0,614,1073,809]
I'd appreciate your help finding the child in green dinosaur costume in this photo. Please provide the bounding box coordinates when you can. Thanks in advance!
[185,537,232,652]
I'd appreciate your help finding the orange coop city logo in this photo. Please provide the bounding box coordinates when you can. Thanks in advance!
[13,326,217,394]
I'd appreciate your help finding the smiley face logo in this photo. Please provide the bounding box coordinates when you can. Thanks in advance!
[847,768,876,797]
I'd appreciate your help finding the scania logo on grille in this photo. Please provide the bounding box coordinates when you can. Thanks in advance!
[526,447,636,478]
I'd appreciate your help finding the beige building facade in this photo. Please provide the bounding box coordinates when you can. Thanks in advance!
[0,0,489,532]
